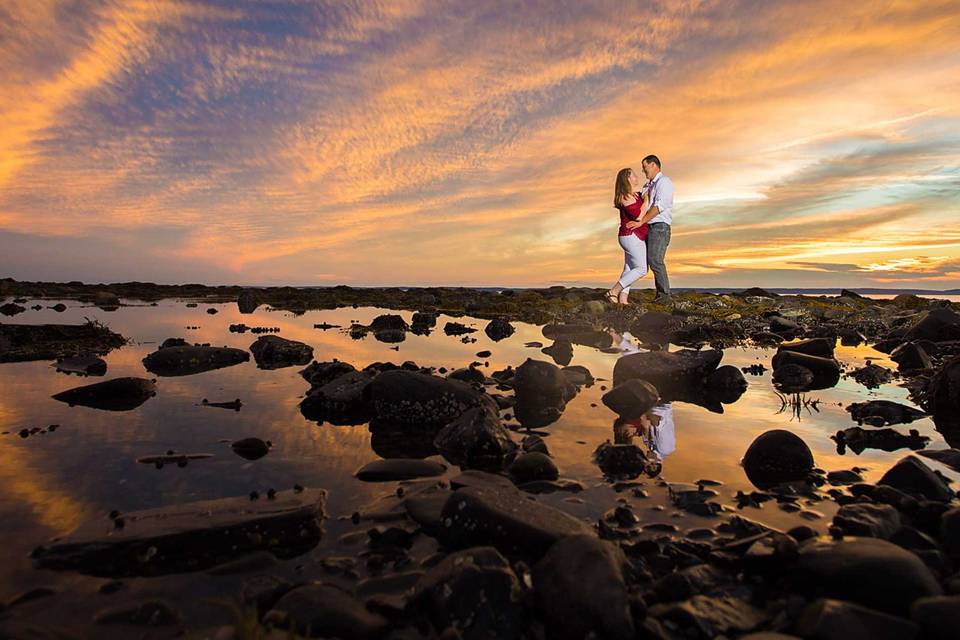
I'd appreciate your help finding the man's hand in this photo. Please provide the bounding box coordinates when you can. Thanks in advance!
[625,221,643,230]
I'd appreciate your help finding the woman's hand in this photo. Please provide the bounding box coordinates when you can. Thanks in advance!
[624,220,643,230]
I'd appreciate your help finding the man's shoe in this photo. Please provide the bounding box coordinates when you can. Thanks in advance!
[653,294,672,304]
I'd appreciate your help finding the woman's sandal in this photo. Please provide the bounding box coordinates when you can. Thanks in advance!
[604,291,622,307]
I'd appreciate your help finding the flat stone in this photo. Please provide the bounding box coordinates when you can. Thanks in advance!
[833,503,901,539]
[248,335,313,369]
[51,377,156,411]
[142,345,249,376]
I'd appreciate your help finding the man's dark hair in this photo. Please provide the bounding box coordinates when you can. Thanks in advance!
[642,155,661,168]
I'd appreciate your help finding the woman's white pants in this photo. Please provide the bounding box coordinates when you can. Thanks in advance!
[617,234,648,292]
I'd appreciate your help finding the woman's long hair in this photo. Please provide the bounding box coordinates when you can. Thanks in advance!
[614,168,634,207]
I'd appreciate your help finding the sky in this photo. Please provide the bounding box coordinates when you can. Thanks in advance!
[1,0,959,290]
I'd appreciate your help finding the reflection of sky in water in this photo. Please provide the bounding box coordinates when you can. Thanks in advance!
[1,298,958,598]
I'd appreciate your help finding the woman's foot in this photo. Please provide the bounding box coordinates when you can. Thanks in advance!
[618,291,630,305]
[604,290,620,305]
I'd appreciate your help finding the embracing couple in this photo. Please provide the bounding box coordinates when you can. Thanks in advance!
[604,155,673,306]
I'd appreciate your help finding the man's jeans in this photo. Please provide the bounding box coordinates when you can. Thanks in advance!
[646,223,671,296]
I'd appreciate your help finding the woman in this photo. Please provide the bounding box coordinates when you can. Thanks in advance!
[605,168,653,306]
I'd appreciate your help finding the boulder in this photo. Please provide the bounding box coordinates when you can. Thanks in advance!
[832,503,901,539]
[230,437,270,461]
[512,358,577,428]
[236,290,260,313]
[772,363,815,392]
[878,455,954,502]
[264,584,386,640]
[904,308,960,343]
[508,452,559,484]
[299,370,374,425]
[602,379,659,419]
[771,350,840,389]
[925,355,960,437]
[369,314,408,333]
[142,345,249,376]
[769,315,800,333]
[794,598,919,640]
[55,354,107,376]
[367,370,492,429]
[631,311,682,339]
[594,442,650,478]
[777,338,835,359]
[891,342,933,371]
[910,595,960,640]
[742,430,814,489]
[52,377,156,411]
[707,365,748,403]
[299,360,356,387]
[434,406,517,470]
[249,335,313,370]
[92,291,120,308]
[612,349,722,394]
[0,322,126,362]
[485,318,515,341]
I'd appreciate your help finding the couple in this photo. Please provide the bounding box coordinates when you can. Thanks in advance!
[604,155,673,306]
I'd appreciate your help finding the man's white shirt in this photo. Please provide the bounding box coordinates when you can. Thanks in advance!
[644,171,673,225]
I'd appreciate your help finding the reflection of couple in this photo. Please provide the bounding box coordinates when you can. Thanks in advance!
[604,155,673,306]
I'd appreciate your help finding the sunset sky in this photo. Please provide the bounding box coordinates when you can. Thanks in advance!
[1,0,959,289]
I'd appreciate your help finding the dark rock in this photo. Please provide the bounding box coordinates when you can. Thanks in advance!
[794,598,919,640]
[369,421,439,459]
[613,349,723,395]
[249,335,313,369]
[777,338,836,359]
[508,452,559,484]
[561,365,594,386]
[448,366,485,384]
[742,430,814,489]
[444,321,477,335]
[833,503,901,539]
[92,291,120,308]
[847,400,926,426]
[904,308,960,342]
[832,427,929,454]
[231,437,270,461]
[434,406,517,470]
[521,434,549,455]
[707,365,748,403]
[533,536,634,640]
[910,595,960,640]
[542,323,612,348]
[300,370,374,425]
[237,289,260,313]
[94,600,180,626]
[409,546,525,640]
[160,337,187,349]
[512,358,577,428]
[449,469,516,492]
[649,595,767,638]
[918,448,960,473]
[485,318,515,341]
[772,363,814,392]
[439,485,594,560]
[55,354,107,376]
[771,350,840,388]
[631,311,682,339]
[878,455,954,502]
[367,370,492,429]
[594,441,650,478]
[411,311,437,328]
[264,583,387,640]
[0,322,126,362]
[142,345,249,376]
[770,315,800,333]
[925,355,960,440]
[850,363,895,389]
[602,379,659,419]
[827,469,864,485]
[541,339,573,366]
[370,314,408,332]
[0,302,26,316]
[790,537,942,615]
[892,342,933,371]
[52,377,156,411]
[355,458,446,481]
[940,507,960,559]
[299,360,357,387]
[734,287,779,297]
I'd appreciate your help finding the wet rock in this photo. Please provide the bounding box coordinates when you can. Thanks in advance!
[772,363,815,392]
[249,335,313,369]
[0,322,126,362]
[742,430,814,489]
[508,452,559,484]
[777,338,835,359]
[612,349,723,395]
[561,365,593,386]
[512,358,577,428]
[918,448,960,473]
[594,442,650,478]
[434,406,517,470]
[142,345,249,376]
[847,400,926,426]
[485,318,515,341]
[850,363,895,389]
[236,289,260,313]
[33,488,325,577]
[448,366,485,384]
[51,303,67,312]
[650,595,767,638]
[771,350,840,389]
[264,583,387,639]
[55,354,107,376]
[444,321,477,335]
[904,307,960,343]
[368,370,492,429]
[370,314,408,333]
[541,339,573,366]
[602,379,659,419]
[160,337,188,349]
[409,546,525,640]
[940,507,960,559]
[794,598,919,640]
[770,315,800,333]
[439,485,594,560]
[369,421,439,459]
[355,458,446,481]
[910,595,960,640]
[735,287,779,298]
[878,455,954,502]
[52,377,156,411]
[631,311,682,340]
[833,503,901,539]
[533,535,634,640]
[450,469,516,491]
[92,291,120,308]
[411,310,437,328]
[231,437,270,460]
[827,469,864,485]
[300,370,374,425]
[832,427,929,454]
[521,434,549,456]
[93,600,180,626]
[925,354,960,439]
[892,342,933,372]
[790,537,942,615]
[299,360,357,387]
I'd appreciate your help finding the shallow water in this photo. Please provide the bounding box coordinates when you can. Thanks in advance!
[1,298,958,608]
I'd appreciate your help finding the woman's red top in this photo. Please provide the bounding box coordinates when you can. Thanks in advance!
[617,192,648,240]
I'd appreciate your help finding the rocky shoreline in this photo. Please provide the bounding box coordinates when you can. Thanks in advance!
[2,279,960,638]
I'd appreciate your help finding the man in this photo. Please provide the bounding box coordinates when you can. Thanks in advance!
[641,155,673,302]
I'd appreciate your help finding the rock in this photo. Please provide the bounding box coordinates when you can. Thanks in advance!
[742,430,814,489]
[264,583,387,640]
[450,469,516,492]
[790,537,942,615]
[734,287,779,298]
[827,469,864,485]
[300,370,374,425]
[541,339,573,366]
[602,379,659,419]
[847,400,926,426]
[0,302,25,316]
[904,308,960,342]
[0,322,126,362]
[367,370,492,429]
[777,338,835,359]
[850,363,895,389]
[631,311,682,339]
[918,448,960,473]
[160,337,188,349]
[434,406,517,470]
[772,363,815,392]
[236,289,260,313]
[444,321,477,335]
[707,365,748,402]
[92,291,120,308]
[94,600,180,626]
[439,485,594,560]
[355,458,446,481]
[52,377,156,411]
[832,427,929,455]
[541,323,612,348]
[878,455,954,502]
[925,355,960,438]
[512,358,577,428]
[411,310,437,328]
[409,546,525,639]
[508,452,559,484]
[231,437,270,460]
[533,536,634,640]
[561,365,594,386]
[833,503,901,539]
[770,315,800,333]
[142,345,249,376]
[249,335,313,369]
[910,595,960,640]
[55,354,107,376]
[594,442,650,478]
[940,507,960,559]
[771,350,840,388]
[33,488,325,577]
[650,595,767,638]
[299,360,357,387]
[612,349,723,394]
[485,318,515,341]
[891,342,933,371]
[794,598,919,640]
[370,314,408,332]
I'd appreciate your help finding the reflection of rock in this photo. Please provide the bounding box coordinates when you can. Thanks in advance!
[411,310,437,328]
[0,322,126,363]
[484,318,515,341]
[542,323,612,348]
[444,322,477,336]
[771,350,840,390]
[32,488,326,577]
[706,365,748,403]
[249,335,313,369]
[849,363,894,389]
[231,437,271,460]
[299,360,356,387]
[593,441,650,478]
[52,377,156,411]
[832,427,929,455]
[742,430,814,489]
[846,400,926,426]
[0,302,26,316]
[355,458,446,481]
[512,358,577,428]
[55,354,107,376]
[236,289,260,313]
[613,349,722,395]
[602,379,659,420]
[508,452,559,484]
[772,363,814,392]
[434,406,517,470]
[777,338,835,359]
[541,339,573,366]
[369,420,439,459]
[368,370,493,428]
[299,370,374,425]
[142,345,249,376]
[92,291,120,309]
